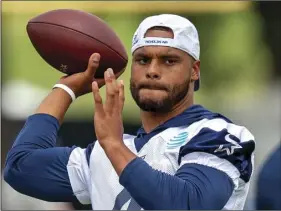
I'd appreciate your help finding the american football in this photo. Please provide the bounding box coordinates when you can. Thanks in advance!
[26,9,128,78]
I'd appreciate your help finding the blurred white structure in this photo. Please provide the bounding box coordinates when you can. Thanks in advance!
[2,80,50,120]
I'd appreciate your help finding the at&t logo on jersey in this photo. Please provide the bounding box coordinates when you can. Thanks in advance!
[166,132,188,149]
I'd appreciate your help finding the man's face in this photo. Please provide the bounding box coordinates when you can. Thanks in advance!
[130,28,199,113]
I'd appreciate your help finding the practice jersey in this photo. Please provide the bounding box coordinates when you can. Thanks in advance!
[67,115,255,210]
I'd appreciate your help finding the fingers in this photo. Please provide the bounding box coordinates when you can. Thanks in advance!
[94,67,123,89]
[93,67,124,115]
[118,80,125,112]
[85,53,100,77]
[104,68,119,114]
[92,81,105,116]
[94,78,106,88]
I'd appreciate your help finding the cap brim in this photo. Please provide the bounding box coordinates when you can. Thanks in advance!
[194,79,200,91]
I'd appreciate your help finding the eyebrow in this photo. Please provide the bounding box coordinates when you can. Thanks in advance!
[133,51,182,59]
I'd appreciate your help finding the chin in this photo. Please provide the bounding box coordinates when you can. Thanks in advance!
[137,97,174,113]
[130,87,174,113]
[139,103,173,113]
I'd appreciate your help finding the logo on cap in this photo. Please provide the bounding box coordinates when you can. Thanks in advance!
[133,34,139,45]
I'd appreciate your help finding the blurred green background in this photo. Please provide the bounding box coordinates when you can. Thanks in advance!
[2,1,272,123]
[2,1,281,210]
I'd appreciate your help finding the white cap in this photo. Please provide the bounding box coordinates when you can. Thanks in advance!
[131,14,200,91]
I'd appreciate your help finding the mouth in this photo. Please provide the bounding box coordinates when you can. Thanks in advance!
[141,87,166,91]
[138,85,168,92]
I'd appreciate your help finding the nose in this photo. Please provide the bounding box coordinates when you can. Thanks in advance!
[146,62,161,80]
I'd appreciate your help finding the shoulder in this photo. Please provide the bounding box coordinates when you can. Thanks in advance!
[187,117,255,146]
[184,116,255,152]
[179,116,255,187]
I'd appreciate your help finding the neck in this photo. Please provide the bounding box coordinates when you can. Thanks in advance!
[140,94,194,133]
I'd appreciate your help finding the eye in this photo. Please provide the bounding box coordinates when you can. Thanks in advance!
[136,57,150,65]
[165,59,177,65]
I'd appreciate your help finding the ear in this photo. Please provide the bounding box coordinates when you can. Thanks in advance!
[191,60,200,82]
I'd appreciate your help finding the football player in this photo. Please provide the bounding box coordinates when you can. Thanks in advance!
[256,145,281,210]
[4,14,255,210]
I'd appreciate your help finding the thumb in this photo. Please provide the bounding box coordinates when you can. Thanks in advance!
[85,53,100,77]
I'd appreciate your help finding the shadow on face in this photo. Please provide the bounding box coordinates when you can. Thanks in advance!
[130,26,199,113]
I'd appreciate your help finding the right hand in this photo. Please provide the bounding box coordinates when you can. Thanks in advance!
[56,53,122,98]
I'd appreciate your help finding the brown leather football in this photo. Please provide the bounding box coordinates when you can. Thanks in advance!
[26,9,128,78]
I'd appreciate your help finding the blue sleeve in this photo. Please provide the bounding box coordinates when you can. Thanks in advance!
[3,114,77,202]
[120,158,234,210]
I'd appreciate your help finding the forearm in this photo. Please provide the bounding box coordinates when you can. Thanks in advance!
[35,88,72,124]
[104,143,234,210]
[120,159,234,210]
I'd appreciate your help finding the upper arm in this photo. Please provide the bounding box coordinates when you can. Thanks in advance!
[175,163,234,210]
[176,118,255,210]
[4,144,94,204]
[3,113,93,204]
[4,146,77,202]
[179,118,255,187]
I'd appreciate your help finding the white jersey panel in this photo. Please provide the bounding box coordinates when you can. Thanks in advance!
[67,147,91,204]
[67,118,255,210]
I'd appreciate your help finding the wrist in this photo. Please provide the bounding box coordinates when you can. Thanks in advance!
[100,140,125,152]
[53,83,76,102]
[35,88,72,124]
[51,88,73,103]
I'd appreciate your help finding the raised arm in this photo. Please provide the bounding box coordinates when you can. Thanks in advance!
[4,53,105,203]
